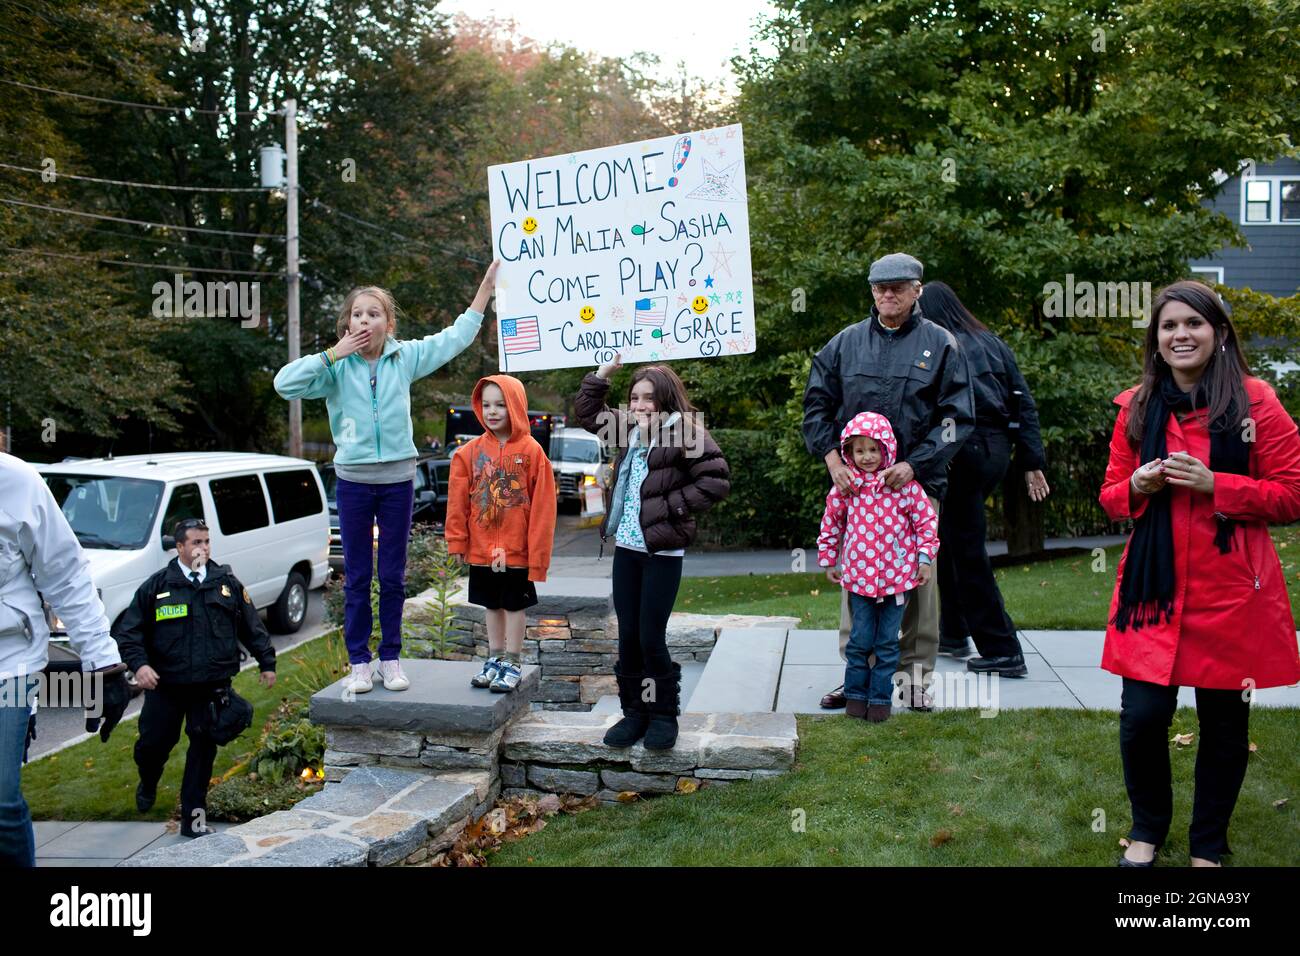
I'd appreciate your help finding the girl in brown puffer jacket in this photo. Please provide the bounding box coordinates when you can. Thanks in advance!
[574,354,730,750]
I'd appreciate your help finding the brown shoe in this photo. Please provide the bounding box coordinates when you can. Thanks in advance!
[845,699,868,719]
[820,685,847,709]
[866,704,891,723]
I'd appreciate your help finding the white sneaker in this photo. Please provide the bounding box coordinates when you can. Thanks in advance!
[377,659,410,691]
[346,661,373,694]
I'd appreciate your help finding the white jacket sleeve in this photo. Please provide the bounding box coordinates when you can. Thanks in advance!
[7,456,119,670]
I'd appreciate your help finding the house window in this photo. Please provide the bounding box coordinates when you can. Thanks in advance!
[1190,266,1224,285]
[1281,181,1300,223]
[1245,179,1272,222]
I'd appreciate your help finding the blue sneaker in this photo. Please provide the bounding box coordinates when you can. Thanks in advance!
[490,660,522,693]
[471,656,503,688]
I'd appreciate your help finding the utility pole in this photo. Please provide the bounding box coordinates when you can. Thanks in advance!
[284,98,302,459]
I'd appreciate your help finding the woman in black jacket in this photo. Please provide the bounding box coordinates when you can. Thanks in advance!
[919,282,1050,675]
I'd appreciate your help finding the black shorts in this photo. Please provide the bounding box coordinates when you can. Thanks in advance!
[467,565,538,612]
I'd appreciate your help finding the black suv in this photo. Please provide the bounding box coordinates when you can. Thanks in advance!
[318,455,450,573]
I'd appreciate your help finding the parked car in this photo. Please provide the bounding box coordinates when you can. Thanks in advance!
[550,426,609,511]
[319,454,450,573]
[36,452,331,666]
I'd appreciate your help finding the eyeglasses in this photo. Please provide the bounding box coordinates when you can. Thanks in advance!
[871,282,916,296]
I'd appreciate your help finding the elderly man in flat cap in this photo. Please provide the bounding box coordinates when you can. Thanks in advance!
[803,252,974,712]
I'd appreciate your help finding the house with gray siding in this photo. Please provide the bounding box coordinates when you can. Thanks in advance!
[1189,157,1300,297]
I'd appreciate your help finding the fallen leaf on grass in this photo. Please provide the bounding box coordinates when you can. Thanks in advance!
[930,829,954,847]
[948,803,964,816]
[1172,732,1195,746]
[810,589,820,597]
[676,778,698,794]
[535,793,562,814]
[616,791,639,803]
[1248,742,1259,753]
[1273,798,1288,809]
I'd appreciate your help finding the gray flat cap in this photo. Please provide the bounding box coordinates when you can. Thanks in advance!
[868,252,924,284]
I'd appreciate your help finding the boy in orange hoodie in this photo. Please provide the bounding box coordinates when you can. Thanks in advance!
[446,375,557,692]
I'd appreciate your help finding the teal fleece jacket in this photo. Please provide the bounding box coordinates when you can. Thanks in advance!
[273,309,483,464]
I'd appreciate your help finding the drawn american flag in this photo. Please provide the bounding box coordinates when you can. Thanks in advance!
[500,316,541,354]
[634,296,667,327]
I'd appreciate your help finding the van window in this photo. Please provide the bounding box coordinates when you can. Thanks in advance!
[210,474,270,534]
[44,475,163,550]
[264,469,324,523]
[160,483,206,544]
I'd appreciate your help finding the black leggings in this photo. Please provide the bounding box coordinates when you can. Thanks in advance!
[1119,677,1252,863]
[612,546,683,675]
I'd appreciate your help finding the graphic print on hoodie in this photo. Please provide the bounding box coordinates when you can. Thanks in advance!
[445,374,557,582]
[816,411,940,599]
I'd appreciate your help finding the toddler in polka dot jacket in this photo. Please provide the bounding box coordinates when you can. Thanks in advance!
[817,411,940,599]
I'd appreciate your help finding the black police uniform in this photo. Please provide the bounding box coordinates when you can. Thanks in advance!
[114,560,275,835]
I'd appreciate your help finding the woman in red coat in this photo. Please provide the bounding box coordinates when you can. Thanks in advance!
[1099,280,1300,868]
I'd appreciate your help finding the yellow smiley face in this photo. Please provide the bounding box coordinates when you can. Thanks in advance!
[522,217,538,235]
[691,296,710,314]
[579,305,596,323]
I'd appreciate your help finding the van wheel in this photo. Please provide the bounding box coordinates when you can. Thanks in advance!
[269,572,308,633]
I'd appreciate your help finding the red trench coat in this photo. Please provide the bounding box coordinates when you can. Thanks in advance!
[1099,376,1300,690]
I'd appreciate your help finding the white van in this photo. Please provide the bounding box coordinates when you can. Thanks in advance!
[35,453,330,659]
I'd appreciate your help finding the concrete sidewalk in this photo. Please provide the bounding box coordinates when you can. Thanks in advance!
[33,820,237,867]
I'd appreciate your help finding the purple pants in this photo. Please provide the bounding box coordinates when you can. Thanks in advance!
[337,476,414,664]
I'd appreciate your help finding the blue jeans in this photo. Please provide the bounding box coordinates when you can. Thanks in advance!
[337,477,414,664]
[0,675,39,868]
[846,592,905,706]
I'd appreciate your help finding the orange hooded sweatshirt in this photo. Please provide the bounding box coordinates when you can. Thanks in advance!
[446,374,557,582]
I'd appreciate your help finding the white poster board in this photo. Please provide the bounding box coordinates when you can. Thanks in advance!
[487,123,754,372]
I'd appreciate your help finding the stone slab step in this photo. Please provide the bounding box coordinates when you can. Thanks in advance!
[310,659,538,734]
[685,627,788,714]
[503,709,796,774]
[121,767,476,868]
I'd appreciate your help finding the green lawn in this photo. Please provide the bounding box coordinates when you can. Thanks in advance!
[675,525,1300,630]
[24,632,344,822]
[491,708,1300,867]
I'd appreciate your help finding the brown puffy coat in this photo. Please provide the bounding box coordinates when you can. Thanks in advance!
[574,373,730,552]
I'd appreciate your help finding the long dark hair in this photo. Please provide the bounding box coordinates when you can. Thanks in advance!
[919,281,988,334]
[628,364,699,444]
[1126,280,1251,446]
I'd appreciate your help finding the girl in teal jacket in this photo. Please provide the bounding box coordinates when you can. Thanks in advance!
[274,260,498,692]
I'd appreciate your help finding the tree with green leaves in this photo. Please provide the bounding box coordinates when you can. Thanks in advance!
[731,0,1300,551]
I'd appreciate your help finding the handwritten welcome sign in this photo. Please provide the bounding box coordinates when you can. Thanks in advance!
[487,124,754,372]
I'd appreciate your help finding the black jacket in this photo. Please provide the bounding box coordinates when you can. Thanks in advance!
[574,373,730,552]
[960,329,1047,471]
[803,303,974,500]
[114,561,276,685]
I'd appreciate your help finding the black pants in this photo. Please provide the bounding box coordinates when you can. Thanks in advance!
[937,427,1022,658]
[134,681,225,835]
[1120,678,1251,863]
[612,546,683,675]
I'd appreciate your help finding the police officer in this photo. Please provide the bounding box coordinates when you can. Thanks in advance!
[1,449,131,867]
[114,517,276,838]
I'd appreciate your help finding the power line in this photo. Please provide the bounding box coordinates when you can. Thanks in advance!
[1,197,286,240]
[0,161,276,193]
[63,224,269,259]
[3,246,286,277]
[303,193,487,265]
[0,78,283,118]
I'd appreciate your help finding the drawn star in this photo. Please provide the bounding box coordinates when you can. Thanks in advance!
[726,127,736,138]
[709,242,736,278]
[725,291,734,302]
[677,293,689,306]
[610,306,625,320]
[704,275,714,288]
[710,293,722,305]
[568,154,577,164]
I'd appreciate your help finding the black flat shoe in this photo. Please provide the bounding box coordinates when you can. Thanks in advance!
[136,783,156,813]
[966,653,1029,677]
